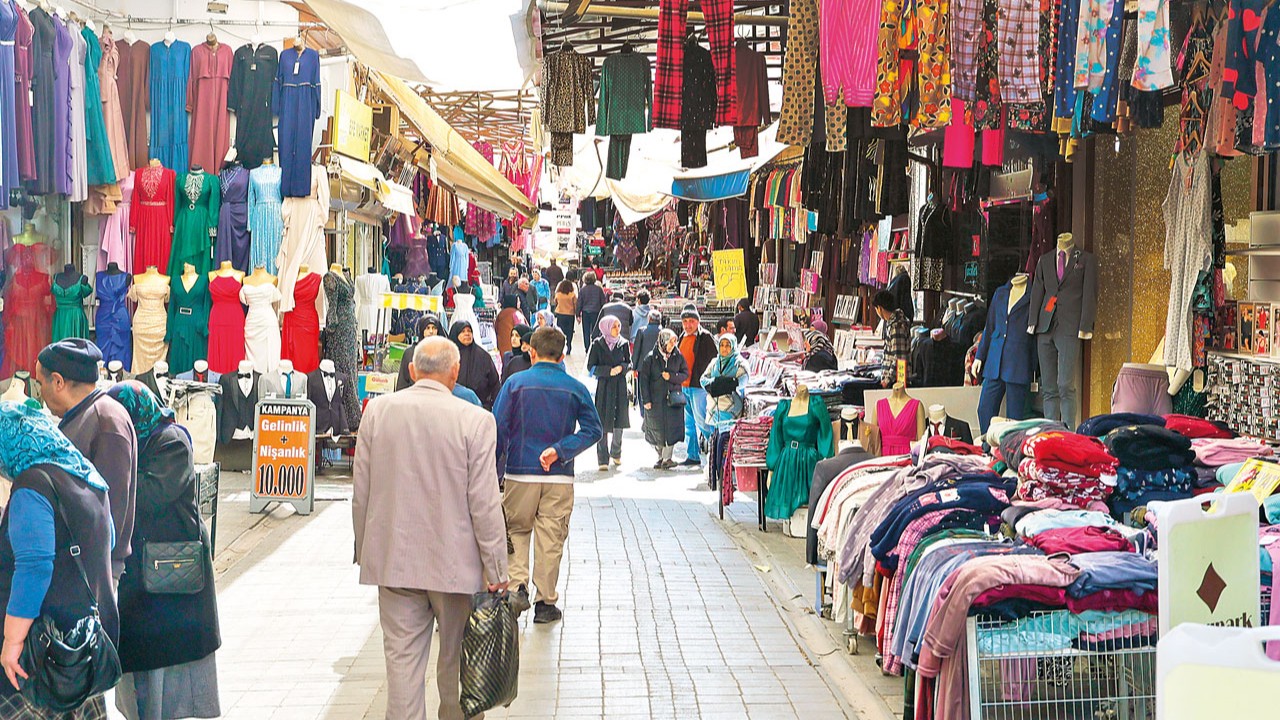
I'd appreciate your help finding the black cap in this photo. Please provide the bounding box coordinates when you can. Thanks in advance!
[681,309,700,321]
[37,339,102,384]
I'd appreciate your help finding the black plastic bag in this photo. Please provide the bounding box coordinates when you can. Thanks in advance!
[460,591,520,718]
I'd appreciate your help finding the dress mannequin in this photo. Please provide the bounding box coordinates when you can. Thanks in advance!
[1027,233,1098,428]
[975,273,1034,432]
[1,378,28,403]
[209,260,245,282]
[129,267,171,374]
[241,265,282,374]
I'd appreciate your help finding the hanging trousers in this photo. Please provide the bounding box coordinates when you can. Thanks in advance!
[776,0,820,145]
[653,0,738,129]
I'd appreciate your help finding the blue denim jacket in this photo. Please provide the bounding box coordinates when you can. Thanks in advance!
[493,362,603,478]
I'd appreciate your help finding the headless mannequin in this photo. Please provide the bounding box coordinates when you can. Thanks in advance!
[210,260,245,282]
[135,265,169,287]
[319,359,337,399]
[1,377,28,403]
[244,265,276,286]
[153,360,171,402]
[329,263,344,276]
[1030,234,1094,341]
[888,384,927,438]
[13,223,43,247]
[789,384,810,417]
[106,360,125,383]
[192,359,211,382]
[55,263,84,289]
[181,263,199,292]
[104,261,124,276]
[973,273,1028,378]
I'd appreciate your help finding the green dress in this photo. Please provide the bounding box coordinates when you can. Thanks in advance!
[51,277,93,341]
[764,397,834,521]
[166,273,211,375]
[169,171,221,275]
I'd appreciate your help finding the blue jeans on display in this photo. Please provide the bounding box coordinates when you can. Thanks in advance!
[682,386,710,462]
[977,377,1031,435]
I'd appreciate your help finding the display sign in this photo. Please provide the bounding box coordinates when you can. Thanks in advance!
[1224,458,1280,504]
[1155,493,1260,635]
[250,399,316,515]
[332,90,373,162]
[799,268,820,294]
[712,249,748,300]
[380,292,442,313]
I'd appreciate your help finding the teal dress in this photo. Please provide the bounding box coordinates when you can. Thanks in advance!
[764,398,834,521]
[166,273,210,375]
[81,25,116,185]
[170,171,221,275]
[51,277,93,341]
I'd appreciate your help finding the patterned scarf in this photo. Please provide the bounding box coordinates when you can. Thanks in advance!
[0,401,107,490]
[106,380,176,442]
[804,328,834,361]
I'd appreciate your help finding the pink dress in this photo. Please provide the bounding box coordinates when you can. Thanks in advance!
[187,42,233,172]
[877,398,922,456]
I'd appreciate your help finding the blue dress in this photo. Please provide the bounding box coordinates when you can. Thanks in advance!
[449,240,470,285]
[247,164,283,272]
[0,2,17,207]
[148,40,191,172]
[94,271,132,369]
[216,166,250,272]
[272,47,320,197]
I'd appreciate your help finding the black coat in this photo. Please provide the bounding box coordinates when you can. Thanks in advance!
[217,370,260,443]
[734,310,760,346]
[500,351,532,387]
[116,426,221,673]
[307,370,351,435]
[587,338,632,431]
[638,350,688,446]
[632,324,661,368]
[228,43,279,168]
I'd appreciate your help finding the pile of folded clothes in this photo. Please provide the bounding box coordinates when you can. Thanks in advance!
[1190,436,1274,491]
[985,419,1068,473]
[1164,413,1234,440]
[1015,431,1118,510]
[1076,413,1166,437]
[1103,424,1198,518]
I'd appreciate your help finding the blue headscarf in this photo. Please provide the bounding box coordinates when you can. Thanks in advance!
[708,333,741,377]
[0,401,108,490]
[105,381,177,442]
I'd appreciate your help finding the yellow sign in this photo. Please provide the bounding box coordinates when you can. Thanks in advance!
[332,90,373,161]
[1224,458,1280,505]
[380,292,441,312]
[712,249,747,300]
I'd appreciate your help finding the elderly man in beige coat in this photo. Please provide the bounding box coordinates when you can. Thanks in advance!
[353,337,509,720]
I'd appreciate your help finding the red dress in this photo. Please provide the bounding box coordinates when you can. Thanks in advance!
[281,272,321,373]
[129,165,176,272]
[2,270,53,376]
[207,274,247,373]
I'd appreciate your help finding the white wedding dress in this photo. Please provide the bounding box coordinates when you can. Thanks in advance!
[450,292,479,332]
[240,282,283,373]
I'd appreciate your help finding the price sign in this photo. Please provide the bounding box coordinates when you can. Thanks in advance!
[250,399,316,515]
[712,249,748,300]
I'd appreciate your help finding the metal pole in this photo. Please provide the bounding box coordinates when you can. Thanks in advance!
[539,1,790,27]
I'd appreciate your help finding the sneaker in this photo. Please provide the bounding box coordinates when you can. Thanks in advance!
[611,456,622,467]
[511,585,532,615]
[598,464,609,471]
[533,601,562,624]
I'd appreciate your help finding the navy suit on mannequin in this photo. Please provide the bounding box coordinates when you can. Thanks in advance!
[1028,238,1098,429]
[976,280,1036,433]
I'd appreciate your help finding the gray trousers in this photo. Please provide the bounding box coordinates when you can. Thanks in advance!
[597,429,624,464]
[1037,328,1082,429]
[379,587,477,720]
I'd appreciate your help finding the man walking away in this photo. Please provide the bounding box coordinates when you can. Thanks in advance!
[677,310,717,466]
[354,337,508,720]
[600,292,633,341]
[733,298,760,347]
[631,290,653,341]
[577,272,607,354]
[493,328,603,624]
[544,258,564,287]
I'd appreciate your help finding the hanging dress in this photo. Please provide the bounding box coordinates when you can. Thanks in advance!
[94,270,131,369]
[50,12,72,195]
[0,1,18,205]
[26,8,53,193]
[67,24,87,201]
[14,3,35,183]
[764,397,835,520]
[321,271,361,427]
[273,46,320,197]
[81,25,115,186]
[187,42,232,172]
[240,281,281,374]
[877,397,923,456]
[148,40,191,173]
[51,277,92,341]
[354,272,390,338]
[276,164,329,317]
[120,39,150,171]
[228,43,278,168]
[99,172,133,270]
[165,273,210,376]
[169,171,220,275]
[130,165,175,271]
[128,278,169,374]
[207,274,247,374]
[97,27,130,181]
[215,166,250,272]
[247,164,283,272]
[1162,152,1213,373]
[281,272,321,374]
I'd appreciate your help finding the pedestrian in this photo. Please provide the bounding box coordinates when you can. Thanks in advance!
[715,318,737,337]
[874,290,911,387]
[577,272,607,354]
[35,338,138,584]
[495,295,525,354]
[499,266,520,305]
[395,315,446,391]
[0,401,117,720]
[105,382,221,720]
[544,258,564,287]
[631,290,653,341]
[701,334,749,430]
[676,310,717,466]
[532,269,551,310]
[733,298,760,347]
[501,324,535,386]
[517,277,540,319]
[533,308,557,331]
[553,279,578,354]
[587,315,631,471]
[589,256,605,282]
[638,328,688,469]
[354,337,509,720]
[802,328,839,372]
[449,321,500,409]
[493,328,602,624]
[600,292,632,340]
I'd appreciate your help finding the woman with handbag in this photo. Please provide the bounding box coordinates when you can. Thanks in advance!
[0,401,118,719]
[637,329,688,470]
[701,334,749,431]
[587,315,632,470]
[104,382,221,720]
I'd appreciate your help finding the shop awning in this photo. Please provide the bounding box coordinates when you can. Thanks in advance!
[367,70,538,225]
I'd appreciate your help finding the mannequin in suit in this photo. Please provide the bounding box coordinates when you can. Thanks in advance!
[975,274,1036,432]
[135,360,171,405]
[307,359,349,436]
[1027,233,1097,428]
[261,359,308,399]
[923,404,973,444]
[218,360,260,443]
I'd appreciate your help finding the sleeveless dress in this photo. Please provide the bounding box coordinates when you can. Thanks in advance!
[877,398,923,456]
[321,271,361,427]
[240,281,281,373]
[1,270,51,376]
[207,274,246,373]
[94,271,131,369]
[51,277,93,341]
[166,274,210,375]
[764,397,835,521]
[128,279,170,374]
[281,272,321,373]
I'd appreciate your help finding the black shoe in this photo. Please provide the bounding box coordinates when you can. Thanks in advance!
[680,458,701,467]
[511,585,532,615]
[533,601,562,624]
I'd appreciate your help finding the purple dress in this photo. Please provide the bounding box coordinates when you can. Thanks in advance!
[0,2,18,206]
[273,47,320,197]
[216,165,250,272]
[51,13,72,195]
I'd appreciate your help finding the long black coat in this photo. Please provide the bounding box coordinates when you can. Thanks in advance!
[587,338,632,431]
[638,350,688,446]
[117,425,221,673]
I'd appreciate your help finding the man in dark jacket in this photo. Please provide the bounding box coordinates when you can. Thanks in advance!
[576,273,607,354]
[544,259,565,287]
[631,310,663,415]
[517,278,540,319]
[677,310,718,465]
[600,293,633,340]
[499,267,521,305]
[733,298,761,347]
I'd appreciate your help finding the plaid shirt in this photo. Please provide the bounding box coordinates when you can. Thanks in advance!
[882,309,912,386]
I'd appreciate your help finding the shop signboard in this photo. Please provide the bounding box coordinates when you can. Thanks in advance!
[332,90,373,162]
[1154,493,1260,635]
[712,249,747,300]
[250,399,316,515]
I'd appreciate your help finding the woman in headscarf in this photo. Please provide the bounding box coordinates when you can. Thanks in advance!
[533,308,557,331]
[637,328,688,470]
[449,321,500,408]
[0,401,116,719]
[494,295,526,355]
[105,382,221,720]
[701,334,749,430]
[500,324,535,387]
[395,315,446,391]
[802,328,839,372]
[587,315,632,470]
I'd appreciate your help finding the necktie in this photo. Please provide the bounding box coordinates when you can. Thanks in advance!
[1056,251,1065,281]
[285,374,292,396]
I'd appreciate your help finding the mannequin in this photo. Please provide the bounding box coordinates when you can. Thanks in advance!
[13,223,43,247]
[875,385,925,456]
[1027,232,1098,428]
[765,383,835,521]
[104,261,124,275]
[106,360,125,383]
[244,266,276,286]
[129,267,171,375]
[975,273,1034,433]
[1,378,28,403]
[172,363,220,463]
[209,260,245,282]
[218,359,260,443]
[923,403,974,444]
[55,263,82,288]
[181,263,200,291]
[308,359,349,436]
[153,360,172,403]
[329,263,343,275]
[263,359,306,399]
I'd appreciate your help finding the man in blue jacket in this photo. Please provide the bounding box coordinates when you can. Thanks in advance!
[493,327,603,624]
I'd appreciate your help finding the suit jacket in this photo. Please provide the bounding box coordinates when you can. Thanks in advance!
[805,447,870,565]
[217,371,261,444]
[977,282,1036,386]
[133,369,164,403]
[307,370,350,436]
[1028,247,1098,335]
[353,379,508,593]
[941,416,974,445]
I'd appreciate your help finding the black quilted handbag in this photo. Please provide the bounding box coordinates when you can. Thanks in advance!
[142,541,206,595]
[460,591,520,718]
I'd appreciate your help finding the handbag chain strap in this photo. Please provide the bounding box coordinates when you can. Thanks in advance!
[38,471,102,619]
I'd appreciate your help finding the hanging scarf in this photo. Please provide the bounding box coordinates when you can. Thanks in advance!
[598,314,625,350]
[0,401,108,490]
[106,380,176,442]
[804,328,835,361]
